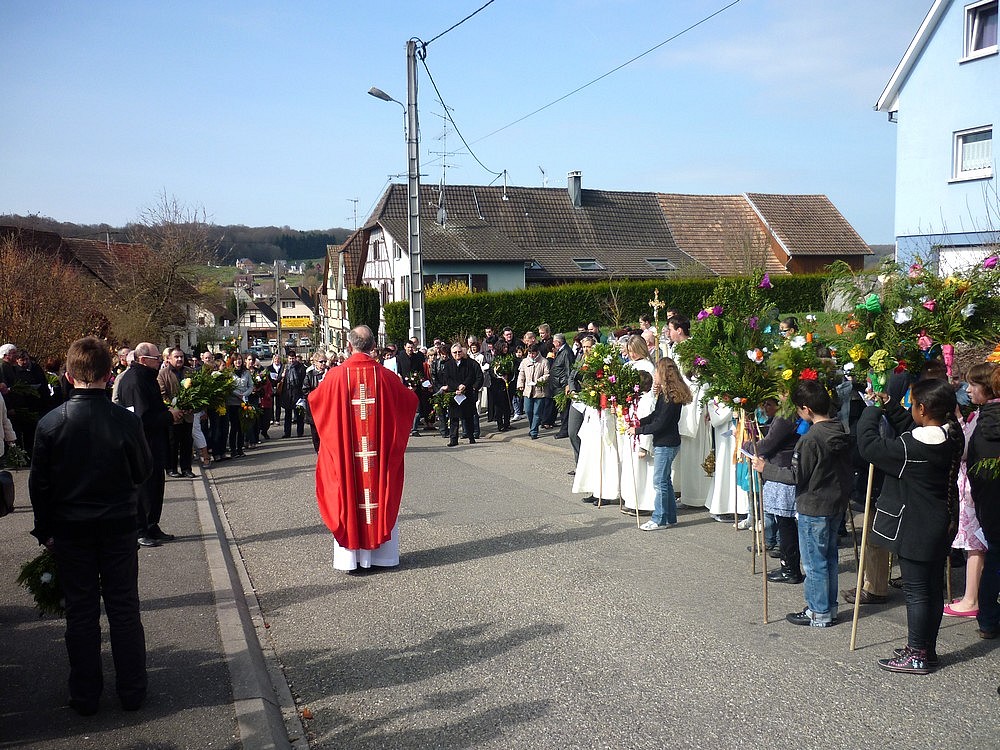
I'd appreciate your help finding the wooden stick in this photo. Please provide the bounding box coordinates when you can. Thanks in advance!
[748,425,768,624]
[850,463,876,651]
[597,408,604,509]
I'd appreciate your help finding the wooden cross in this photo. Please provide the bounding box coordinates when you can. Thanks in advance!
[351,382,376,420]
[354,435,377,473]
[357,488,378,525]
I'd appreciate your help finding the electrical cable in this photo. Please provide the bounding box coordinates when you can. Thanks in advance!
[425,0,497,47]
[420,56,503,178]
[467,0,741,146]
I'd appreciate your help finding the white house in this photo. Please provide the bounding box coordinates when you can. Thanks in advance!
[877,0,998,271]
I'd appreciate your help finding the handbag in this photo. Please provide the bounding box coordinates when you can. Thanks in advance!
[0,470,14,517]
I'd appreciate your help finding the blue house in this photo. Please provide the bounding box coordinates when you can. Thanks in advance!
[877,0,998,272]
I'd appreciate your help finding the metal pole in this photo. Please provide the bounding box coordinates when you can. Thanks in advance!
[275,263,282,356]
[406,39,425,347]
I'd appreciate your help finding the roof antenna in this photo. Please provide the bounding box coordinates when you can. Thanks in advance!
[502,170,509,201]
[538,166,547,188]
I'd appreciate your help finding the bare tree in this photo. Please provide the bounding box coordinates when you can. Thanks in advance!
[724,214,773,275]
[112,192,221,342]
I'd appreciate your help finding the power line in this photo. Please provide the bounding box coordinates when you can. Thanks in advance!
[420,56,503,178]
[468,0,742,146]
[425,0,497,47]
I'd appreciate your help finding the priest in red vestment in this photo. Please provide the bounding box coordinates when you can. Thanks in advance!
[309,326,418,570]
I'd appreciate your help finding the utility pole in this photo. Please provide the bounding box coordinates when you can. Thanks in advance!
[406,38,425,348]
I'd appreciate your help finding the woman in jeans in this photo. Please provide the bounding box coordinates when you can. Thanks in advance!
[858,378,964,674]
[226,354,254,458]
[627,357,692,530]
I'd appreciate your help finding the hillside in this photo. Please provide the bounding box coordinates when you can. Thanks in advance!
[0,213,352,263]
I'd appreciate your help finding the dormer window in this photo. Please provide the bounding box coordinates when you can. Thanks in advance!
[964,0,998,60]
[572,258,605,271]
[645,258,678,272]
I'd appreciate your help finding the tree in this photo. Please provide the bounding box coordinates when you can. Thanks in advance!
[110,192,220,343]
[0,233,111,363]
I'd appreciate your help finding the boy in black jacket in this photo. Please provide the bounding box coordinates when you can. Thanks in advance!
[754,381,852,627]
[30,337,153,715]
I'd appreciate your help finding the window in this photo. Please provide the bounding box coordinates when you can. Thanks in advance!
[281,300,296,309]
[964,1,998,59]
[524,259,543,270]
[645,258,678,272]
[249,314,256,324]
[572,258,606,271]
[393,241,402,260]
[953,126,993,180]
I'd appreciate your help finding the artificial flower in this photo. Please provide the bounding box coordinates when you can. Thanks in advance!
[921,298,936,312]
[856,293,882,313]
[697,309,710,321]
[805,314,817,323]
[789,335,807,349]
[694,356,707,366]
[893,306,913,324]
[712,305,724,317]
[866,332,877,340]
[181,377,193,388]
[608,375,617,383]
[746,349,764,364]
[843,362,855,373]
[985,256,998,269]
[834,324,844,335]
[848,345,866,362]
[917,331,934,350]
[748,316,759,330]
[799,368,818,381]
[908,262,924,278]
[869,349,893,372]
[961,303,977,318]
[781,369,793,381]
[759,273,772,290]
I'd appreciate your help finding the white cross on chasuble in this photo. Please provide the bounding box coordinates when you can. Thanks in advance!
[348,369,380,526]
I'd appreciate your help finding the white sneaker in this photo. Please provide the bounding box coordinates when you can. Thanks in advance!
[512,413,524,421]
[737,517,752,530]
[640,520,667,531]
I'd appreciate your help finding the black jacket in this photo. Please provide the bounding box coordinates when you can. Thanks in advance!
[967,401,1000,546]
[29,390,152,542]
[282,361,307,407]
[637,395,683,448]
[443,357,480,393]
[549,344,573,391]
[857,400,959,560]
[762,418,852,518]
[114,362,172,449]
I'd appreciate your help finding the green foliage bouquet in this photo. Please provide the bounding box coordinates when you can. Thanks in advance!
[572,343,642,415]
[172,366,235,413]
[17,550,64,617]
[676,272,781,412]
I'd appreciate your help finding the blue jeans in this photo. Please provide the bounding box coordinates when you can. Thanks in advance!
[797,513,840,622]
[524,396,543,437]
[652,445,679,526]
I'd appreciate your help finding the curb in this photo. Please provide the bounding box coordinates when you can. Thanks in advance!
[194,472,306,750]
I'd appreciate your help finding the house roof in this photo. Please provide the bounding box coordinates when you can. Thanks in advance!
[366,183,710,281]
[656,194,789,275]
[745,193,871,258]
[875,0,948,113]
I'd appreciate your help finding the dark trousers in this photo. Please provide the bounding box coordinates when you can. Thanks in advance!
[136,449,165,535]
[168,421,193,473]
[54,527,147,709]
[226,405,245,454]
[978,541,1000,634]
[776,514,801,574]
[310,425,321,453]
[259,407,273,439]
[208,411,228,460]
[492,382,511,430]
[568,404,585,461]
[284,404,304,437]
[448,398,476,443]
[554,401,571,437]
[898,555,946,652]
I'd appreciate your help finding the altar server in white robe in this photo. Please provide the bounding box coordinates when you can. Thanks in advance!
[620,371,656,512]
[705,398,747,518]
[674,379,713,508]
[572,403,621,502]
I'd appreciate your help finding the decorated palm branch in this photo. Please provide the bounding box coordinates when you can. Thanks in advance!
[675,271,781,412]
[171,366,236,413]
[572,343,642,415]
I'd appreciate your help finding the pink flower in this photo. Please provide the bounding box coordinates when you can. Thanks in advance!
[712,305,724,317]
[758,273,771,289]
[985,255,998,269]
[697,309,710,321]
[694,356,707,366]
[908,262,923,279]
[922,299,936,312]
[917,330,934,350]
[608,375,616,383]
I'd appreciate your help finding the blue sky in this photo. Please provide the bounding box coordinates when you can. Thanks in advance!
[2,1,930,243]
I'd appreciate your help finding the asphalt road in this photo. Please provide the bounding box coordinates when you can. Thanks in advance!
[210,425,1000,750]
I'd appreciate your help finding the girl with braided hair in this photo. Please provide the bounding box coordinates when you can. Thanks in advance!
[858,378,964,675]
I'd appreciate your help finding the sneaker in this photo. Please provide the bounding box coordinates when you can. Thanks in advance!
[639,520,670,531]
[786,608,835,628]
[878,647,932,675]
[893,646,939,666]
[512,413,524,421]
[736,517,752,530]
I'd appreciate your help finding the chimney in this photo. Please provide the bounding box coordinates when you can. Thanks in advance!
[567,170,582,208]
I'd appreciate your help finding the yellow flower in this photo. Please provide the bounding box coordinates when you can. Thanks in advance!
[865,332,877,340]
[848,345,866,362]
[181,377,193,388]
[216,405,227,415]
[782,369,793,381]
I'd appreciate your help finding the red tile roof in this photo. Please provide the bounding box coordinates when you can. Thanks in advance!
[746,194,870,258]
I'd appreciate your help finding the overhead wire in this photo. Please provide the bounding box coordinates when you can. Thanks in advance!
[424,0,497,47]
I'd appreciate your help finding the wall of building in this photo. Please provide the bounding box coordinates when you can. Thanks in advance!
[893,3,999,242]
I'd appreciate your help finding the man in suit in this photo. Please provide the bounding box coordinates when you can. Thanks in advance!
[442,343,481,446]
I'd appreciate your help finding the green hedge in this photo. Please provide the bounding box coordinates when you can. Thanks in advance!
[347,286,380,334]
[382,274,826,343]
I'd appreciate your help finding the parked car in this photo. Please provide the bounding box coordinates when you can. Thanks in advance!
[267,339,277,347]
[299,337,311,347]
[250,345,272,360]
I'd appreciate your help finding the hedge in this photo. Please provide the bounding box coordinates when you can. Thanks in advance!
[382,274,826,343]
[347,286,380,334]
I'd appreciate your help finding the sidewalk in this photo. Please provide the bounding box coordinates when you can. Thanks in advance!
[0,465,295,750]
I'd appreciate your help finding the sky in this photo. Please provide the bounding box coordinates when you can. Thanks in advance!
[2,0,932,243]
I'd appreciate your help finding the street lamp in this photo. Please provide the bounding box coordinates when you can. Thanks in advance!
[273,261,287,355]
[368,40,425,347]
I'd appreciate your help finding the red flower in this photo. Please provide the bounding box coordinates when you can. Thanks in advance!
[800,368,818,381]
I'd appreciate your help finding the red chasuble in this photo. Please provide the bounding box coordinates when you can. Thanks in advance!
[309,352,418,550]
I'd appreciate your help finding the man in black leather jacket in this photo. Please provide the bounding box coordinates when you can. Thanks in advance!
[29,336,153,715]
[114,342,180,547]
[442,343,481,446]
